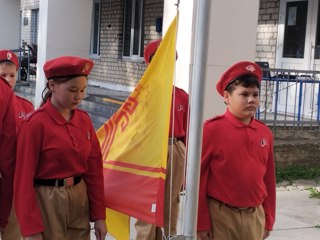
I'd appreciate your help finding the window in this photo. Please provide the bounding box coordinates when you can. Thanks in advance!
[283,1,308,58]
[123,0,144,59]
[31,9,39,44]
[90,0,101,56]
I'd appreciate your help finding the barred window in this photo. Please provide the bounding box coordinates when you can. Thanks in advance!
[90,0,101,56]
[123,0,144,59]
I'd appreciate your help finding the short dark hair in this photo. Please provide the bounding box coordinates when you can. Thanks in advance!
[225,75,260,94]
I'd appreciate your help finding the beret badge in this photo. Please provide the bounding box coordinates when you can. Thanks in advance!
[7,52,13,61]
[82,63,91,73]
[245,65,256,73]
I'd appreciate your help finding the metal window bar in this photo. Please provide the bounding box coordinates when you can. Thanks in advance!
[258,67,320,130]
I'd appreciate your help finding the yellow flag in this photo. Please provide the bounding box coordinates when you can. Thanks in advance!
[106,208,130,240]
[97,16,177,239]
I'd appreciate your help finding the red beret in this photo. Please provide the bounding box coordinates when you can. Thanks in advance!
[0,50,19,70]
[43,56,94,79]
[144,40,161,65]
[216,61,262,96]
[144,39,178,65]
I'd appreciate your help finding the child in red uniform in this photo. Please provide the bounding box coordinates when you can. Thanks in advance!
[197,61,276,240]
[135,40,189,239]
[14,56,107,240]
[0,76,16,237]
[0,50,34,240]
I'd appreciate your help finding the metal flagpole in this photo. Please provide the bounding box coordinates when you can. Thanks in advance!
[182,0,211,239]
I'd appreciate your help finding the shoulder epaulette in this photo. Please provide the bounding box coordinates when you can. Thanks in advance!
[204,114,224,125]
[15,95,33,106]
[24,107,43,121]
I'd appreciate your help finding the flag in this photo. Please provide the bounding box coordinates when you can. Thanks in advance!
[96,16,178,239]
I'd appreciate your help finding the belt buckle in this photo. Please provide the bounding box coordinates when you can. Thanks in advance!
[63,177,74,186]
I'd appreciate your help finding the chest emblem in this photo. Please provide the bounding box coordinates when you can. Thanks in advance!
[260,138,268,147]
[18,112,26,119]
[177,104,184,112]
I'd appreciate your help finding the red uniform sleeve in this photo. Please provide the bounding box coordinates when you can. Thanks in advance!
[0,83,16,229]
[197,122,212,231]
[83,124,106,221]
[14,121,45,236]
[182,90,189,145]
[262,135,276,231]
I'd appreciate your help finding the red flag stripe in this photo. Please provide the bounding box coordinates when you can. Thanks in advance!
[105,160,166,174]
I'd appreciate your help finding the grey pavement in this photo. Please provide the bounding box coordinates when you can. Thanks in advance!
[268,180,320,240]
[91,180,320,240]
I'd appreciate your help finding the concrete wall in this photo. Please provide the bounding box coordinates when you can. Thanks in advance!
[272,127,320,167]
[0,0,20,49]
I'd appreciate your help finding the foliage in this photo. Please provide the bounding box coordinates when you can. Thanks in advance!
[308,188,320,199]
[276,165,320,183]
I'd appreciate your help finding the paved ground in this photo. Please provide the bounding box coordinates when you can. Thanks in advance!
[90,180,320,239]
[268,180,320,240]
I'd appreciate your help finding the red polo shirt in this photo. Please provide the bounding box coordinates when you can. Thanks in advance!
[197,109,276,231]
[14,100,105,236]
[0,78,16,229]
[169,86,189,143]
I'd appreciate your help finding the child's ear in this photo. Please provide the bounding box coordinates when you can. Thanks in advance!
[48,80,55,91]
[223,91,229,105]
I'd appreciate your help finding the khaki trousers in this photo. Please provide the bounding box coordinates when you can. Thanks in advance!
[135,140,186,240]
[208,198,265,240]
[2,207,22,240]
[33,180,90,240]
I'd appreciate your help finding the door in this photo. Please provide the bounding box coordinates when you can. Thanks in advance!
[274,0,320,118]
[276,0,316,70]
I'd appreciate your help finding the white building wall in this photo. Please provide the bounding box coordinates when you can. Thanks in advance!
[0,0,20,49]
[35,0,93,107]
[203,0,260,119]
[163,0,260,119]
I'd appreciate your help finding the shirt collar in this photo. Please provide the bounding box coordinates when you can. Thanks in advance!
[43,100,80,127]
[225,108,258,129]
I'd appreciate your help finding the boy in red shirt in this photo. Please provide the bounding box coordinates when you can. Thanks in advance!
[135,40,189,239]
[197,61,276,240]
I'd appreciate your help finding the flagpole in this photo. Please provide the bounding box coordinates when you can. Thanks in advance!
[182,0,210,239]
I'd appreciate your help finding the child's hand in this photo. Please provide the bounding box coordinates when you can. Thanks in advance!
[94,219,107,240]
[197,230,213,240]
[263,229,271,239]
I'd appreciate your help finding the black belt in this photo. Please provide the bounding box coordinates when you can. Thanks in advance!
[211,197,255,211]
[34,176,82,187]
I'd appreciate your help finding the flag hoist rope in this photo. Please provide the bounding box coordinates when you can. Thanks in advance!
[167,0,181,238]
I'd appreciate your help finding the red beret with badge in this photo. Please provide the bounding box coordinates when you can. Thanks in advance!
[43,56,94,80]
[216,61,262,96]
[0,50,19,70]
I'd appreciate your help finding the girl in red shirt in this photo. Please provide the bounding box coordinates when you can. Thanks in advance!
[14,56,107,240]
